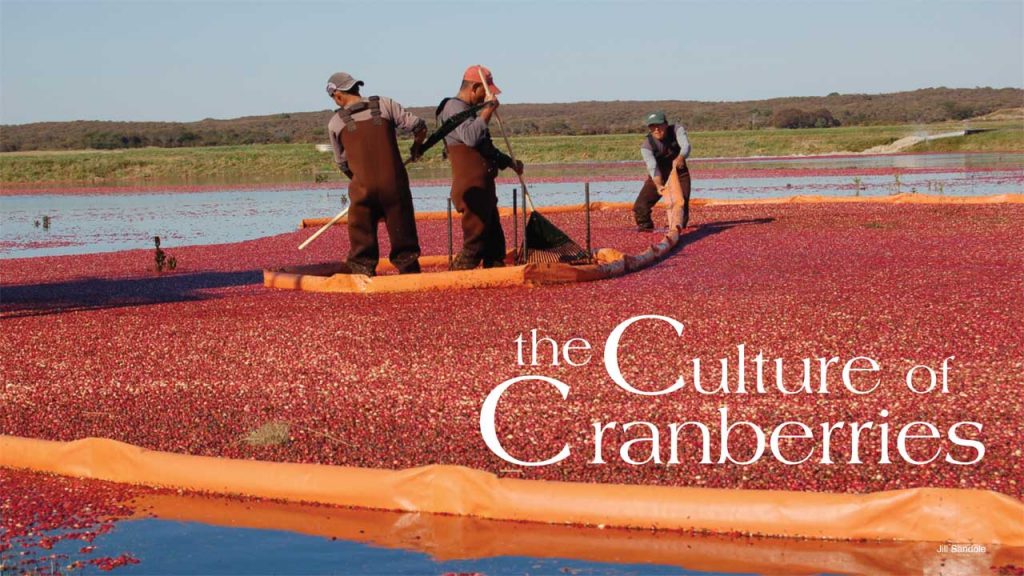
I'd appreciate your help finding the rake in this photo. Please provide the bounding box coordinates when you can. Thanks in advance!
[476,69,591,266]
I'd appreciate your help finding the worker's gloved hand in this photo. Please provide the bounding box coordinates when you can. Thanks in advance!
[409,141,424,162]
[513,160,524,175]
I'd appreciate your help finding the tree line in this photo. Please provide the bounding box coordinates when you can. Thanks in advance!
[1,87,1019,152]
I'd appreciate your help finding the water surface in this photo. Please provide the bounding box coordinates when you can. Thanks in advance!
[2,153,1020,259]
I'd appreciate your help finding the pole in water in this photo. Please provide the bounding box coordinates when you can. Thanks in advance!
[512,188,518,263]
[521,186,528,265]
[585,181,592,263]
[447,198,453,269]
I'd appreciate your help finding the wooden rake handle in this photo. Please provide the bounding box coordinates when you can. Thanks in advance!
[478,68,534,212]
[298,206,349,250]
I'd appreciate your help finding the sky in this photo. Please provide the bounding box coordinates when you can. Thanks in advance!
[1,0,1021,125]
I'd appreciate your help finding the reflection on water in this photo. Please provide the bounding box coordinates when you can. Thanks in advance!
[53,519,707,576]
[35,491,1009,576]
[2,153,1021,259]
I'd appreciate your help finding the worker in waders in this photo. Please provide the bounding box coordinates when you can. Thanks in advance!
[633,111,693,232]
[436,65,524,270]
[326,72,427,276]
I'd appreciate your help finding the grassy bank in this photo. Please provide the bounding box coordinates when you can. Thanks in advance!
[1,120,1020,185]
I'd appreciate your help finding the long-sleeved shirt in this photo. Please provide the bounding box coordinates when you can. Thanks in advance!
[640,124,691,180]
[327,96,426,175]
[437,97,513,169]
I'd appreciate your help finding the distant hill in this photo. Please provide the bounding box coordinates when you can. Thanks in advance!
[2,87,1020,152]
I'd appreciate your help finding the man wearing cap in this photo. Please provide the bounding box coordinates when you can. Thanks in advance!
[633,111,693,231]
[326,72,427,276]
[436,65,524,270]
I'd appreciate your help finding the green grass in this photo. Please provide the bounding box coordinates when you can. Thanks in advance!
[2,120,1021,185]
[0,144,327,185]
[907,124,1024,153]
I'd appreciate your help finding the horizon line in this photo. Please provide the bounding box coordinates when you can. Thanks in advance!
[3,85,1020,127]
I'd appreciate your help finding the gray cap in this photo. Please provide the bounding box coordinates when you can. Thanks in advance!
[644,111,668,125]
[326,72,363,96]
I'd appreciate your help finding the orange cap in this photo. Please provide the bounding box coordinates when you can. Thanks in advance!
[463,64,501,95]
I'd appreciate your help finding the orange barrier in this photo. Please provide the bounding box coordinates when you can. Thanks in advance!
[263,227,679,293]
[281,193,1023,293]
[298,193,1024,228]
[3,435,1022,546]
[264,263,530,293]
[133,491,1024,576]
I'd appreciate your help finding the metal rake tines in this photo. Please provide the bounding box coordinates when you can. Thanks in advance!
[522,211,592,265]
[524,243,592,265]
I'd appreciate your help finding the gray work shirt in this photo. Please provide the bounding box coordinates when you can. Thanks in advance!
[327,96,426,174]
[438,98,490,147]
[437,98,513,169]
[640,124,691,180]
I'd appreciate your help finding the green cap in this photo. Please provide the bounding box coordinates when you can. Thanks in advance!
[644,111,667,125]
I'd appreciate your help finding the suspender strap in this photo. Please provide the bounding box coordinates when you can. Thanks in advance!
[435,97,452,120]
[666,126,680,156]
[368,96,382,126]
[335,107,358,132]
[336,98,384,132]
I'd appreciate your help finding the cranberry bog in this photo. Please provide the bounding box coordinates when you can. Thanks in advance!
[2,153,1023,574]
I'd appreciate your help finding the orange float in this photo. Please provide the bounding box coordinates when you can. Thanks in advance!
[2,435,1022,547]
[264,226,678,293]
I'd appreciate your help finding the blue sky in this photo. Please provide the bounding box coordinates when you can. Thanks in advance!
[1,0,1021,124]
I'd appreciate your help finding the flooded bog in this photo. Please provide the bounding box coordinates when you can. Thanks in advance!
[2,152,1021,259]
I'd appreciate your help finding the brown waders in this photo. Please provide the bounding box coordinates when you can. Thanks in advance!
[337,101,421,276]
[447,143,506,268]
[633,159,691,230]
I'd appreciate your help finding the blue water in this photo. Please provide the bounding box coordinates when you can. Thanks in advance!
[2,153,1021,259]
[36,518,742,576]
